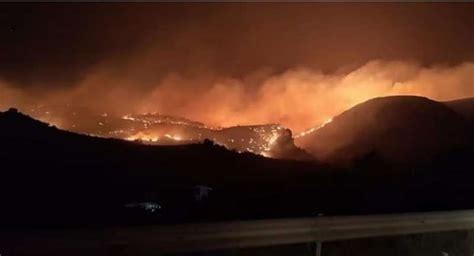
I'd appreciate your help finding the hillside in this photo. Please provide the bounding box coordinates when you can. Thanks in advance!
[23,105,311,160]
[3,103,474,227]
[295,96,473,165]
[0,108,321,226]
[444,98,474,126]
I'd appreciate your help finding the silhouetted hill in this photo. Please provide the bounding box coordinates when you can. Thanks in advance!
[296,96,473,166]
[0,108,319,184]
[0,108,323,226]
[213,124,313,160]
[23,105,311,160]
[444,98,474,126]
[3,106,474,228]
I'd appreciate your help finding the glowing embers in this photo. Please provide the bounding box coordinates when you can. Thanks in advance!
[122,113,209,129]
[126,132,185,144]
[122,122,289,158]
[26,104,293,158]
[259,125,284,156]
[227,124,287,158]
[164,133,182,141]
[126,132,159,142]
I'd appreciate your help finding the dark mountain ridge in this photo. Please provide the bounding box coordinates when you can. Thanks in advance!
[444,98,474,125]
[22,105,311,161]
[296,96,474,166]
[2,99,474,227]
[0,108,323,226]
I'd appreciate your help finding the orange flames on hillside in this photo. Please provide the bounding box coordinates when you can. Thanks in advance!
[125,132,183,143]
[294,118,333,138]
[1,61,473,133]
[17,105,298,158]
[1,60,473,160]
[121,119,288,158]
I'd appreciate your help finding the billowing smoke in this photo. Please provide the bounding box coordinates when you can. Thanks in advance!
[1,60,473,132]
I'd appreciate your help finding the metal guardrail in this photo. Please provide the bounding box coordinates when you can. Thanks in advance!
[4,209,474,254]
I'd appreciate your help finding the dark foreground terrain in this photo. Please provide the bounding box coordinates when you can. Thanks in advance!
[3,209,474,256]
[188,231,474,256]
[1,99,474,227]
[2,226,474,256]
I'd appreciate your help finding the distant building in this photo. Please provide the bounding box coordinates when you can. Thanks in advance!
[125,202,161,213]
[194,185,213,202]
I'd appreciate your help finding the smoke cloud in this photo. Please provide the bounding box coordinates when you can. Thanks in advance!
[1,4,473,132]
[1,60,473,132]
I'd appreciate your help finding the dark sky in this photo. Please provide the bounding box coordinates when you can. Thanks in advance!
[0,3,473,88]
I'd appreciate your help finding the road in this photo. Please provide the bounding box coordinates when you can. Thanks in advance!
[3,209,474,254]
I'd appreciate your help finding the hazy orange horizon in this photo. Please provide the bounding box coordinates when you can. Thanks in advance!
[1,60,473,133]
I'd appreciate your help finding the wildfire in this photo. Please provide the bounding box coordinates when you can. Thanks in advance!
[164,133,182,141]
[121,121,290,158]
[261,126,284,153]
[294,118,333,138]
[126,132,160,142]
[126,132,185,143]
[16,105,303,159]
[122,113,212,129]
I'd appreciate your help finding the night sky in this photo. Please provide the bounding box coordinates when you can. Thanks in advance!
[1,3,473,88]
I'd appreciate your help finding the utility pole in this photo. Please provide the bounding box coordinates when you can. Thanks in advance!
[315,241,322,256]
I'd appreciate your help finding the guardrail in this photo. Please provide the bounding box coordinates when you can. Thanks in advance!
[4,209,474,254]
